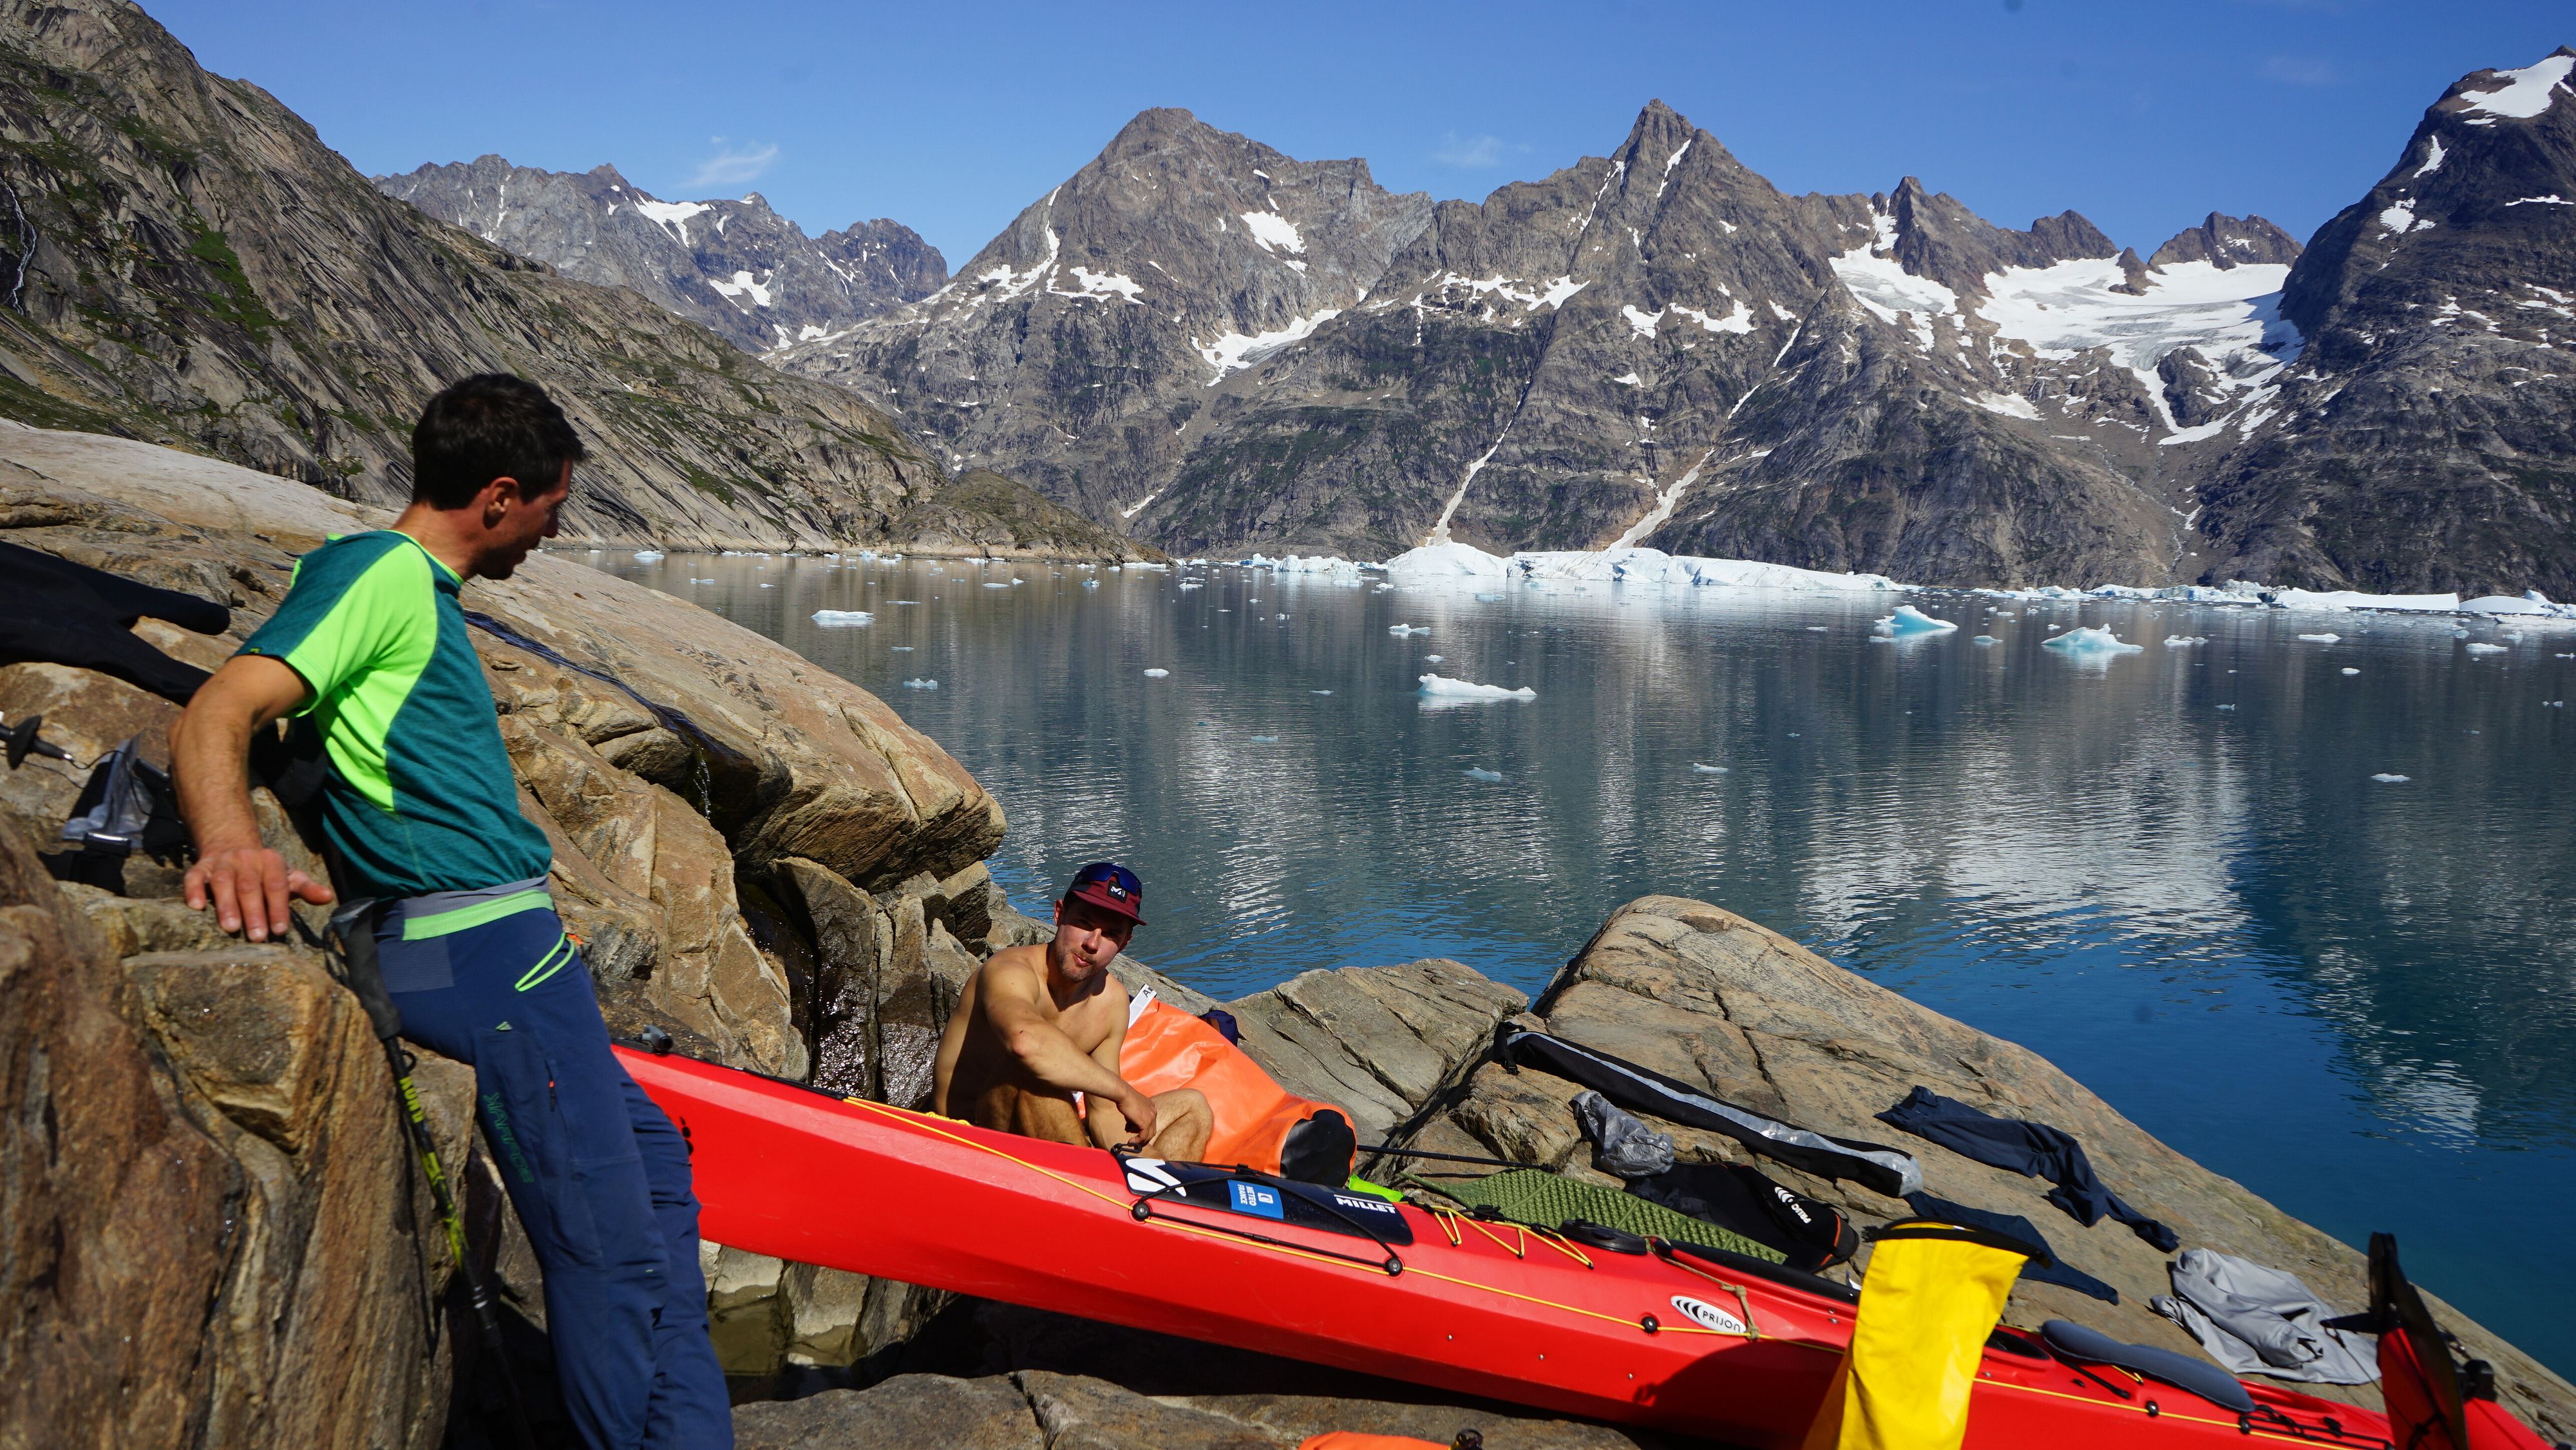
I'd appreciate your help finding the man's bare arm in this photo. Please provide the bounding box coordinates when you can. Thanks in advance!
[173,654,333,940]
[983,962,1157,1146]
[1082,983,1142,1151]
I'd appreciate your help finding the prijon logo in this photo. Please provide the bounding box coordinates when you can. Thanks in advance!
[1669,1295,1747,1335]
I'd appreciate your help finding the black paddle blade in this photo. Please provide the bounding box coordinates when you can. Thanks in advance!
[5,714,70,768]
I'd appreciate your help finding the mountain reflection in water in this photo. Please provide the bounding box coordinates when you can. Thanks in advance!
[592,549,2574,1377]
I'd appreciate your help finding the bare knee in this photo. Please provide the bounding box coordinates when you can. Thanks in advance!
[1150,1089,1211,1159]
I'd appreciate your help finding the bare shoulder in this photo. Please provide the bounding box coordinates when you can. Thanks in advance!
[978,942,1046,985]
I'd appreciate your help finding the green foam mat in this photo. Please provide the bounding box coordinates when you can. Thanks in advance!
[1412,1168,1785,1264]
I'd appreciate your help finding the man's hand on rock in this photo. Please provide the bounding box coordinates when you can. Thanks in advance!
[185,841,333,942]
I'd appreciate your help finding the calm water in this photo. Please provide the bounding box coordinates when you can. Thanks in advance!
[589,549,2575,1376]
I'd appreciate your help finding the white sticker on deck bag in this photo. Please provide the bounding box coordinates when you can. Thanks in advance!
[1124,1158,1183,1194]
[1671,1295,1747,1335]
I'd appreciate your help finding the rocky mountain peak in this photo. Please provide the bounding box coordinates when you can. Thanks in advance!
[2193,46,2576,596]
[1880,176,2117,297]
[2148,212,2302,270]
[2279,46,2576,336]
[376,158,946,354]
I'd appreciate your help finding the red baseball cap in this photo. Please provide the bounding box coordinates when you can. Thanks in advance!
[1062,861,1146,925]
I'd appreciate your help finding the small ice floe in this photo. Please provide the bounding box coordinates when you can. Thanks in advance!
[2465,642,2508,656]
[1373,582,1394,592]
[1424,654,1444,663]
[1143,668,1170,678]
[1419,674,1535,701]
[891,646,914,651]
[2165,635,2208,646]
[2297,633,2340,644]
[2042,626,2143,656]
[1806,625,1829,633]
[2371,773,2410,783]
[902,678,938,689]
[759,584,775,589]
[1390,624,1430,636]
[811,610,874,626]
[1277,613,1290,620]
[1692,763,1729,774]
[1475,592,1504,602]
[1991,611,2017,618]
[1250,734,1279,743]
[2342,667,2361,676]
[889,600,919,606]
[1972,635,2000,645]
[983,581,1011,589]
[1311,689,1333,695]
[1463,767,1505,782]
[2543,701,2565,709]
[1178,581,1204,591]
[1873,605,1957,636]
[632,550,665,562]
[690,578,714,584]
[1083,579,1100,589]
[2215,703,2237,711]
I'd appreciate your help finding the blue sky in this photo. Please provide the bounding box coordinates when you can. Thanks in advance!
[153,1,2568,266]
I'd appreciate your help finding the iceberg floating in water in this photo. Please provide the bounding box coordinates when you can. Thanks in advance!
[1143,668,1170,678]
[902,678,938,690]
[1423,654,1444,663]
[1083,579,1100,589]
[891,645,914,651]
[1873,605,1958,636]
[2465,642,2508,655]
[810,610,874,626]
[1311,689,1333,695]
[1419,674,1535,701]
[1178,581,1204,591]
[2371,773,2410,783]
[2042,626,2144,656]
[1389,624,1430,636]
[631,549,665,563]
[1250,735,1279,743]
[2164,635,2208,646]
[2342,667,2360,676]
[1475,592,1505,602]
[1462,767,1505,782]
[1691,763,1728,774]
[1972,635,2000,645]
[2297,633,2340,644]
[1380,541,1897,593]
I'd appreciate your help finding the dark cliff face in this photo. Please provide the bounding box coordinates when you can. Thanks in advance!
[0,0,960,547]
[2193,48,2576,596]
[376,158,946,355]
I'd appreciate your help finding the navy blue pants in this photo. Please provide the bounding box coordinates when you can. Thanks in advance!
[382,906,732,1450]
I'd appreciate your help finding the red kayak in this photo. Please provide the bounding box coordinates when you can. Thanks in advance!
[624,1045,2414,1448]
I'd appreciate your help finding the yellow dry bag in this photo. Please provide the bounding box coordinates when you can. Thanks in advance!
[1802,1219,2036,1450]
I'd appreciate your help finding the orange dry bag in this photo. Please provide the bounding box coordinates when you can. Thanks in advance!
[1119,998,1356,1182]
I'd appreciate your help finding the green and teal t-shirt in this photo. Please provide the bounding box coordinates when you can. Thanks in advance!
[239,530,551,900]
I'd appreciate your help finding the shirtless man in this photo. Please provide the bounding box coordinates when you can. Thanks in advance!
[933,862,1211,1158]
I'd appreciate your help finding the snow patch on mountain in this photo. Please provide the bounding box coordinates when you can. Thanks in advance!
[1194,308,1341,383]
[2456,53,2574,122]
[635,198,710,244]
[1978,258,2297,435]
[1240,210,1306,254]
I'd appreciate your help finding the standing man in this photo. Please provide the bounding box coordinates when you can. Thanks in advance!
[173,374,731,1449]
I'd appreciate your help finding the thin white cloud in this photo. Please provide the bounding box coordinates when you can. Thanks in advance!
[1434,131,1506,168]
[2260,55,2338,86]
[687,142,779,188]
